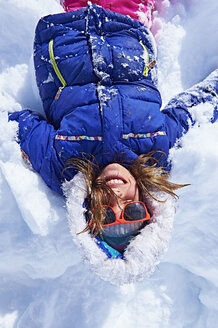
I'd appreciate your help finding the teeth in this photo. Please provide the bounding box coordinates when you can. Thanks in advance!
[106,179,125,185]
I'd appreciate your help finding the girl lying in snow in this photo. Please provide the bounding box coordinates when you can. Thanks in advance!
[9,0,218,284]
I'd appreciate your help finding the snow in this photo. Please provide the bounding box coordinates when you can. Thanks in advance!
[0,0,218,327]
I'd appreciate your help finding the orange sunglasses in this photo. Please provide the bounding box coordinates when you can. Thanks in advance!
[91,201,150,227]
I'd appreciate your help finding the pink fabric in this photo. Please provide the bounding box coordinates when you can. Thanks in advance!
[61,0,155,28]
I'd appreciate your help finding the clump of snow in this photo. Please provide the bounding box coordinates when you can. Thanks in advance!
[0,0,218,327]
[189,102,215,125]
[0,311,18,328]
[43,72,55,84]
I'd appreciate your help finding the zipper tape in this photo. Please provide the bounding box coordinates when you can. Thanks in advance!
[139,41,150,77]
[49,39,67,89]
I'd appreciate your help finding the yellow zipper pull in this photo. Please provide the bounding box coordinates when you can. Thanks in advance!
[55,86,64,101]
[139,41,156,76]
[148,60,156,69]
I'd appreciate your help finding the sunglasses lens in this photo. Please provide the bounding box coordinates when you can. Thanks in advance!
[123,202,147,221]
[103,207,116,225]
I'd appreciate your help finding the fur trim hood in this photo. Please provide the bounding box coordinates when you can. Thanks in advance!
[63,172,177,285]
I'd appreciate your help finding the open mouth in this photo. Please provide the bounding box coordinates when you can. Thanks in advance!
[105,176,127,187]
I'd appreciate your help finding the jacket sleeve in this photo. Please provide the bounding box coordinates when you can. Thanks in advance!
[162,69,218,148]
[9,110,58,190]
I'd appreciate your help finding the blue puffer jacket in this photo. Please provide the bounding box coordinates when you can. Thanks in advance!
[9,4,218,194]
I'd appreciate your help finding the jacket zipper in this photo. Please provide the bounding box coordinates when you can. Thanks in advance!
[139,41,156,77]
[49,39,67,100]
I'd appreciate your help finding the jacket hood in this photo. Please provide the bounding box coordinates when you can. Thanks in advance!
[63,172,177,285]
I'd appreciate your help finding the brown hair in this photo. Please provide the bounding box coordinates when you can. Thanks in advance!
[64,151,188,234]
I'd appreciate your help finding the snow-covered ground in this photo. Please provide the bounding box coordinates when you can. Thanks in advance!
[0,0,218,327]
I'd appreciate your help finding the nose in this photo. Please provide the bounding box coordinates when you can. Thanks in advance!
[111,200,126,217]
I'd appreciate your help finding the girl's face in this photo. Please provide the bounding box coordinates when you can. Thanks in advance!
[99,163,139,213]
